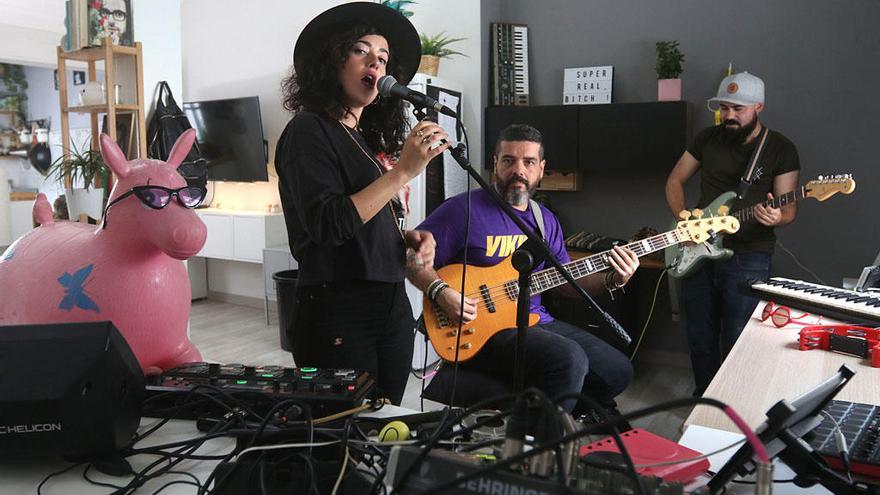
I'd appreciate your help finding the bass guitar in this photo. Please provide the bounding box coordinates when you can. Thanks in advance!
[424,216,740,362]
[665,175,855,279]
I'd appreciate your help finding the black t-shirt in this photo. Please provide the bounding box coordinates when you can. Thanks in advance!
[688,125,800,254]
[275,111,406,286]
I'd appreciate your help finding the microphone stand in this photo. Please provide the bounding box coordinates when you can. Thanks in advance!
[411,107,631,393]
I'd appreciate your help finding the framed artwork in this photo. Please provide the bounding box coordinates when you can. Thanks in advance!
[88,0,135,47]
[73,70,86,86]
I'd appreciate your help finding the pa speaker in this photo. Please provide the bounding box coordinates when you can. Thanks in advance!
[0,321,145,458]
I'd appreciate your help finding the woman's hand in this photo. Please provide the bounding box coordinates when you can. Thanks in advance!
[404,230,435,270]
[396,121,450,180]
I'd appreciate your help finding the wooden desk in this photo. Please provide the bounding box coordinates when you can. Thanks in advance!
[685,303,880,433]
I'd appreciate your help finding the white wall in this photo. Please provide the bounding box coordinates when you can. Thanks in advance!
[134,0,183,119]
[0,0,64,68]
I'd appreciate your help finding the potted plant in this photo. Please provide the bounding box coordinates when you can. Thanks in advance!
[418,32,467,76]
[655,40,684,101]
[379,0,416,18]
[47,138,108,221]
[0,63,29,123]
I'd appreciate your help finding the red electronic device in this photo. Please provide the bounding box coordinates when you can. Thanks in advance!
[798,325,880,367]
[578,428,709,483]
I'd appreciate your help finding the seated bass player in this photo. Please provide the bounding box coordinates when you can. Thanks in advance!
[407,124,638,415]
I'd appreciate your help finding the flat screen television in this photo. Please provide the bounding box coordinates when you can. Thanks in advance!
[183,96,268,182]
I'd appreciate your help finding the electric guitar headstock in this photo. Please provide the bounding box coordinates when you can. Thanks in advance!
[677,215,740,244]
[806,174,856,201]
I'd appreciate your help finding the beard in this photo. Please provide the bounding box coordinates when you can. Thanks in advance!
[493,174,535,207]
[720,115,758,145]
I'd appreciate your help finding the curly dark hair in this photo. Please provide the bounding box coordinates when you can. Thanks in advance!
[281,24,410,155]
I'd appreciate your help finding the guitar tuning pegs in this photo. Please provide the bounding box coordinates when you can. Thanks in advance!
[679,210,692,221]
[717,205,730,216]
[691,208,704,219]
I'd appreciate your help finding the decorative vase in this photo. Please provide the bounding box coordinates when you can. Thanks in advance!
[418,55,440,76]
[66,187,105,221]
[658,78,681,101]
[79,81,105,106]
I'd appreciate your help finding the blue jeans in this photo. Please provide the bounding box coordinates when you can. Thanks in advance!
[681,252,771,395]
[455,318,633,414]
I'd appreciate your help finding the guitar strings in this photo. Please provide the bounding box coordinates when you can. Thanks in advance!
[447,229,687,303]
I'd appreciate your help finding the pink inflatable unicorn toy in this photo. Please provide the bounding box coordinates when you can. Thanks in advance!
[0,129,207,372]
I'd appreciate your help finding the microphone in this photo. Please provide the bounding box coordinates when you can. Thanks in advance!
[378,75,457,117]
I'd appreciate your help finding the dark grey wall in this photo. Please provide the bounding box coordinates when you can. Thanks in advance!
[486,0,880,286]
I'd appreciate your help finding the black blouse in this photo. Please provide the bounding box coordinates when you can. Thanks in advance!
[275,111,406,286]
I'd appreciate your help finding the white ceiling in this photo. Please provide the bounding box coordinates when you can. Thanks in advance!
[0,0,66,34]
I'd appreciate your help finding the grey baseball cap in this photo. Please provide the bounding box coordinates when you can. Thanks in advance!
[707,71,765,111]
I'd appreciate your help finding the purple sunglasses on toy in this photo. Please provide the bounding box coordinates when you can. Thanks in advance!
[102,185,206,229]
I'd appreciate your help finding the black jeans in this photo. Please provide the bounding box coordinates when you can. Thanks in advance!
[456,319,633,414]
[681,252,771,395]
[291,280,414,405]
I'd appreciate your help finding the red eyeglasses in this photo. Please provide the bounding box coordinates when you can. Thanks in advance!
[760,301,821,328]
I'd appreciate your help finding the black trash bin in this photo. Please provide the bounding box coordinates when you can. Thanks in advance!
[273,270,299,352]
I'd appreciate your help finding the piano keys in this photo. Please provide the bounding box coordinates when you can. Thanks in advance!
[491,23,530,106]
[751,277,880,326]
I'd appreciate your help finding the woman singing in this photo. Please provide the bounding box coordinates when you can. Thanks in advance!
[276,2,449,404]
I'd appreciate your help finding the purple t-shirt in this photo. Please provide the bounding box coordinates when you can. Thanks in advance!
[416,189,570,323]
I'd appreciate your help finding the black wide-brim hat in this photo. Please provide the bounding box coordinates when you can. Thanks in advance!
[293,2,421,84]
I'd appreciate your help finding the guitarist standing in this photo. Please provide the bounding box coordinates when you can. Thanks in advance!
[408,124,639,415]
[665,72,800,396]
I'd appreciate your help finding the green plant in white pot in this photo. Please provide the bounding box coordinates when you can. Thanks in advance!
[656,40,684,101]
[47,139,108,221]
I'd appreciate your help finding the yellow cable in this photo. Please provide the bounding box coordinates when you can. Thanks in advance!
[312,403,372,425]
[629,269,667,362]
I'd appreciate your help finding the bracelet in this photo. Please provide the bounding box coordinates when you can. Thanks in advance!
[427,279,444,296]
[429,282,449,302]
[604,271,625,292]
[428,279,450,302]
[432,284,450,302]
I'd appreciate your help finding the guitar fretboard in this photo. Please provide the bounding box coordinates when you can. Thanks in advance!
[527,229,687,295]
[732,186,806,223]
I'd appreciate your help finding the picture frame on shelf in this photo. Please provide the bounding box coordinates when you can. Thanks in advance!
[88,0,135,47]
[73,70,86,86]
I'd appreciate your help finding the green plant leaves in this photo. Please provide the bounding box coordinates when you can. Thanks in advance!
[655,40,685,79]
[47,138,108,191]
[419,32,468,59]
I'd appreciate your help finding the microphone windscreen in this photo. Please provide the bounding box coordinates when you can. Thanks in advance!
[377,75,398,97]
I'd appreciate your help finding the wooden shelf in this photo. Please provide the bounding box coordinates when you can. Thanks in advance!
[65,104,140,113]
[58,43,139,62]
[58,38,147,193]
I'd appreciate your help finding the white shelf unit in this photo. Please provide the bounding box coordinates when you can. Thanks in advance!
[195,209,287,262]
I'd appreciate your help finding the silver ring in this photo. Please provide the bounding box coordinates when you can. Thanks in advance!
[421,136,431,144]
[416,130,424,137]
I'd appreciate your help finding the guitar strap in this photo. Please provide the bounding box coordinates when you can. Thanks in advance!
[529,199,546,240]
[738,125,770,199]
